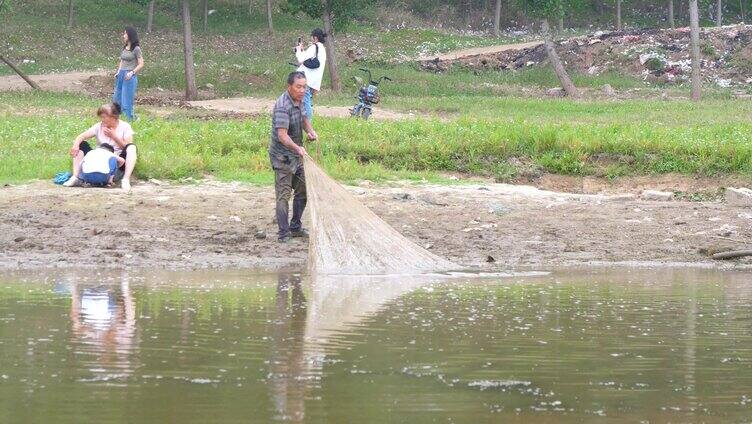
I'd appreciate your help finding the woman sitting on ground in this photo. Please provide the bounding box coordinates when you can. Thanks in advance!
[64,102,138,192]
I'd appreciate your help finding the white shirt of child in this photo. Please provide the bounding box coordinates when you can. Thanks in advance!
[87,121,134,155]
[296,42,327,91]
[81,148,116,175]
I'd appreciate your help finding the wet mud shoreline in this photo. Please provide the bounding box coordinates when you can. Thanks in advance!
[1,180,751,271]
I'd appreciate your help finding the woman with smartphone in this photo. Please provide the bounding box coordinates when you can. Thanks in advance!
[294,28,327,120]
[114,26,144,121]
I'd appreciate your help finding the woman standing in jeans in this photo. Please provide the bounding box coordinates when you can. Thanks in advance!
[295,28,327,120]
[114,26,144,121]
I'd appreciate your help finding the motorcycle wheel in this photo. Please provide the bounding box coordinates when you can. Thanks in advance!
[362,108,371,120]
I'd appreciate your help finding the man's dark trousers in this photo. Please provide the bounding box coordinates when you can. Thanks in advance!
[272,155,306,239]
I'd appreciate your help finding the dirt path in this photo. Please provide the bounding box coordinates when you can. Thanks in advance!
[0,70,108,92]
[188,97,415,120]
[418,40,544,62]
[0,71,416,120]
[1,180,750,271]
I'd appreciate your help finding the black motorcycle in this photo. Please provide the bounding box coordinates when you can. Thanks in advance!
[350,68,391,120]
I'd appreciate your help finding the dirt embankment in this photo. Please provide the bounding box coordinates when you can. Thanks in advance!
[0,71,109,92]
[417,40,544,62]
[0,71,415,119]
[187,97,415,120]
[421,25,752,89]
[0,71,211,104]
[1,179,751,272]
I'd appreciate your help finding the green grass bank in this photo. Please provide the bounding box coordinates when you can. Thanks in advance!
[3,91,751,185]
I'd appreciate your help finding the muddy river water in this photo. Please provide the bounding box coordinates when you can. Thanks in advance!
[1,267,750,422]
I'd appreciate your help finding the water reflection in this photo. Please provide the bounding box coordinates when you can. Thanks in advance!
[1,268,752,422]
[269,274,308,422]
[304,274,433,348]
[68,275,138,382]
[268,273,434,421]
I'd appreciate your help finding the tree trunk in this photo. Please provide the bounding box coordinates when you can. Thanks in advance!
[462,0,471,28]
[689,0,701,101]
[741,0,745,23]
[67,0,74,28]
[203,0,208,32]
[716,0,722,26]
[596,0,605,17]
[616,0,622,30]
[493,0,501,37]
[181,0,198,100]
[322,0,341,92]
[266,0,274,34]
[0,55,41,89]
[668,0,675,28]
[541,19,577,97]
[147,0,155,33]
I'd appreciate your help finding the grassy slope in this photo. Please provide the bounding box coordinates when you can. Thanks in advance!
[0,1,750,185]
[3,91,751,185]
[1,0,659,100]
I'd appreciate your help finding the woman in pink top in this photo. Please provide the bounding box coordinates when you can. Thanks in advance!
[64,103,138,192]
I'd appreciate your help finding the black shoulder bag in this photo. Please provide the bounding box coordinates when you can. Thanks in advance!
[303,43,321,69]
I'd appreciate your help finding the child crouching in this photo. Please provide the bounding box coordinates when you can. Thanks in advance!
[80,144,125,187]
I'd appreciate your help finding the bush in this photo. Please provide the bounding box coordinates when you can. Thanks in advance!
[644,57,665,72]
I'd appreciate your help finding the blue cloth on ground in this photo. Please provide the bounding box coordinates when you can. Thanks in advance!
[53,172,72,185]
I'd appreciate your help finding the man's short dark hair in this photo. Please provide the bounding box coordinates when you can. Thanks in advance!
[287,71,306,86]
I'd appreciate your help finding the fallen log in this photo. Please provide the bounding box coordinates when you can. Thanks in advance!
[712,250,752,260]
[0,54,40,90]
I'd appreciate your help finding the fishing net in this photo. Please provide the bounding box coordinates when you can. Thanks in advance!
[303,156,457,275]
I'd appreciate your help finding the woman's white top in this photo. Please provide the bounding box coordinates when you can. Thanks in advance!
[296,42,327,91]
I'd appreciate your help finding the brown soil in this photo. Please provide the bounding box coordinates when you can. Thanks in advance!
[417,40,544,61]
[76,74,219,106]
[1,179,750,272]
[0,71,109,92]
[526,174,751,198]
[188,97,414,120]
[0,71,412,119]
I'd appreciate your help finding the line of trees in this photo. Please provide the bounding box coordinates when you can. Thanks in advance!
[392,0,750,34]
[175,0,351,98]
[55,0,345,98]
[66,0,216,33]
[60,1,750,36]
[3,0,722,101]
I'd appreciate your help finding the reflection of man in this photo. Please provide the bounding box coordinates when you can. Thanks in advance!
[269,274,308,422]
[69,277,137,377]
